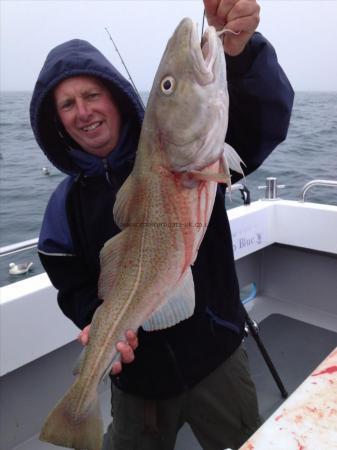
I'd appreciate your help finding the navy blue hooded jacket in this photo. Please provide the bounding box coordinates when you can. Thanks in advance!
[30,36,294,398]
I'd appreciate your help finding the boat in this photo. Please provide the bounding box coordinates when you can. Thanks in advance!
[0,178,336,450]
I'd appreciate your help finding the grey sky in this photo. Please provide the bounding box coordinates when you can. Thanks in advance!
[1,0,337,92]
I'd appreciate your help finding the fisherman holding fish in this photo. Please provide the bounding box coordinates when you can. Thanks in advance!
[30,0,294,449]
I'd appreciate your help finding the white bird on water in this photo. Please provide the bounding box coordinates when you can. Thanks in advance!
[42,167,50,175]
[9,262,34,275]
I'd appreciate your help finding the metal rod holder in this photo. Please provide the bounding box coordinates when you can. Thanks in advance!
[258,177,285,200]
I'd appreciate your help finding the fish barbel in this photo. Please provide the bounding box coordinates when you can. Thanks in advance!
[39,17,244,450]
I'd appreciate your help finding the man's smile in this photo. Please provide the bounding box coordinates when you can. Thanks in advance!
[82,121,103,132]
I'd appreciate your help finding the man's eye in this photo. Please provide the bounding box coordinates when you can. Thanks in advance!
[88,92,99,100]
[61,101,73,111]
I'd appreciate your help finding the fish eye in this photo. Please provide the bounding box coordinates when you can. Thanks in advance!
[160,76,176,95]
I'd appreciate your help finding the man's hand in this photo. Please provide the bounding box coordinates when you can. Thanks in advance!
[204,0,260,56]
[78,325,138,375]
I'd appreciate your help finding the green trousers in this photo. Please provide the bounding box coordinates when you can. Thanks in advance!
[102,344,260,450]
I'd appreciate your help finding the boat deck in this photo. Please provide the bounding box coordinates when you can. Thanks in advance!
[9,310,337,450]
[176,311,337,449]
[245,313,337,419]
[3,199,337,450]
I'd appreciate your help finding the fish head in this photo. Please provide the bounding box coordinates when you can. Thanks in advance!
[145,17,229,172]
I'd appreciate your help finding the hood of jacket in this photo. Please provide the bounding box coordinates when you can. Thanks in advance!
[30,39,144,176]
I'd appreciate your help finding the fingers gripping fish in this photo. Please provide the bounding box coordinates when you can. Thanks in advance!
[39,18,244,450]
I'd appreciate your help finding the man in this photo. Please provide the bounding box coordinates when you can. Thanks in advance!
[30,1,294,449]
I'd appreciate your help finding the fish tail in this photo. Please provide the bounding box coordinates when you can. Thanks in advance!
[39,383,103,450]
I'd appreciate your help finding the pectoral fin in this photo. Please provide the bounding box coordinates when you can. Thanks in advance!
[221,142,245,192]
[188,143,245,186]
[222,142,245,177]
[188,169,231,184]
[142,268,195,331]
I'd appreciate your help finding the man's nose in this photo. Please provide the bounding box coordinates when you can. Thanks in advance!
[76,99,91,121]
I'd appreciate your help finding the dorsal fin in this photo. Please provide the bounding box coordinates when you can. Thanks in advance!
[113,175,134,230]
[98,231,127,301]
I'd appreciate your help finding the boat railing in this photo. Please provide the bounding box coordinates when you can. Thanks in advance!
[0,238,38,258]
[300,179,337,202]
[1,179,336,259]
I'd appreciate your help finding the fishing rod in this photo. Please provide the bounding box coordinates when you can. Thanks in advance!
[105,27,146,110]
[106,9,210,109]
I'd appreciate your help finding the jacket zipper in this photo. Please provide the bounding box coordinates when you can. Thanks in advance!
[102,158,111,185]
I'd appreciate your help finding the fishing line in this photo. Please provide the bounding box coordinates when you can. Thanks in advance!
[105,27,146,110]
[201,9,206,43]
[200,9,240,43]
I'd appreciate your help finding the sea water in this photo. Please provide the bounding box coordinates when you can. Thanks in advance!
[0,91,337,286]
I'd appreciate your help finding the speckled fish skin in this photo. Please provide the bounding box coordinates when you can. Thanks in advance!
[40,18,236,450]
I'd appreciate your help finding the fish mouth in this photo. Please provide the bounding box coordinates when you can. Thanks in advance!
[190,19,218,84]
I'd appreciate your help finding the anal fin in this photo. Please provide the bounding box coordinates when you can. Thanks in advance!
[142,268,195,331]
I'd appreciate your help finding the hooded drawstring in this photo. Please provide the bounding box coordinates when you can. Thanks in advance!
[66,120,135,181]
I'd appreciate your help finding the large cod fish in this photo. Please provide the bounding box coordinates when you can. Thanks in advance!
[40,17,244,450]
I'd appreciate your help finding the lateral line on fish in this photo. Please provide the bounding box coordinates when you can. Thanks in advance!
[74,200,150,417]
[165,176,195,276]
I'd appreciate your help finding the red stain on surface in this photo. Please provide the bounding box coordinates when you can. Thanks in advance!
[305,405,324,418]
[312,365,337,376]
[305,406,317,414]
[294,414,303,424]
[275,414,283,421]
[294,437,305,450]
[329,408,337,417]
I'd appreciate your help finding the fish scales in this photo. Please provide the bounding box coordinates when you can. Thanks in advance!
[40,17,244,450]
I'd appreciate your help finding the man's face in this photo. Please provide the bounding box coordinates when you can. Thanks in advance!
[54,75,121,158]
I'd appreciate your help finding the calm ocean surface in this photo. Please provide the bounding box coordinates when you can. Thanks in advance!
[1,91,337,286]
